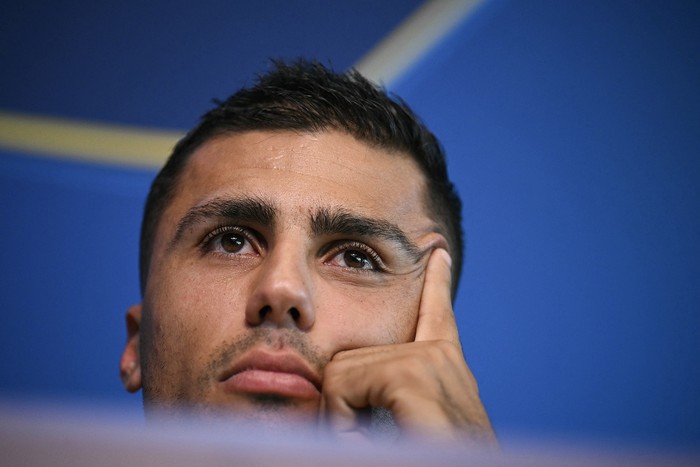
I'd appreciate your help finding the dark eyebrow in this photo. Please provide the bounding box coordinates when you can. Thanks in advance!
[170,196,276,247]
[311,207,421,260]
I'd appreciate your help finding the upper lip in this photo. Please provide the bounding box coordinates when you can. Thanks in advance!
[218,348,322,391]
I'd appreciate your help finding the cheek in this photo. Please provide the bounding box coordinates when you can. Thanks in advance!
[152,261,251,328]
[314,274,423,349]
[143,265,251,374]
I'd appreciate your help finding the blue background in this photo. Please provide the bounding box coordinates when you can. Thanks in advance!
[1,0,699,449]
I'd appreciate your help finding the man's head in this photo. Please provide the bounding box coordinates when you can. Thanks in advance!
[121,60,464,427]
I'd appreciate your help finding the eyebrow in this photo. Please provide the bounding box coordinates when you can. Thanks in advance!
[170,196,276,246]
[311,207,421,260]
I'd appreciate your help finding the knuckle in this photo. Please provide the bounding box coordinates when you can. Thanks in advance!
[421,339,466,373]
[431,339,460,359]
[402,358,431,382]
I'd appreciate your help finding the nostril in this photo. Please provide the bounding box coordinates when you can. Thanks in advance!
[253,305,308,327]
[259,305,272,320]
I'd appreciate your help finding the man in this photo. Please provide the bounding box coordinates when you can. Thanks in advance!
[120,60,494,444]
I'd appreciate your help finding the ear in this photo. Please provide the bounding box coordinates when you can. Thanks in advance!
[120,304,143,393]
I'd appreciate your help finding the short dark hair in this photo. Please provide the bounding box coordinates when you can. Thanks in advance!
[140,59,463,296]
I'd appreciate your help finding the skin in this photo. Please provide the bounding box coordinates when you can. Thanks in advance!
[120,130,494,443]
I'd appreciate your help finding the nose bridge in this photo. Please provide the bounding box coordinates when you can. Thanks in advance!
[245,238,315,330]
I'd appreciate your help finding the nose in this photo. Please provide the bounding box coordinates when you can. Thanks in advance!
[245,246,315,331]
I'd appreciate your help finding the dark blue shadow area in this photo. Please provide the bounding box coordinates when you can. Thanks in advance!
[0,0,423,129]
[393,0,700,448]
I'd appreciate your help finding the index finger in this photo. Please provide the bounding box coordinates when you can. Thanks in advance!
[414,248,461,348]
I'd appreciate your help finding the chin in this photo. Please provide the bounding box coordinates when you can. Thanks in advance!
[144,394,320,433]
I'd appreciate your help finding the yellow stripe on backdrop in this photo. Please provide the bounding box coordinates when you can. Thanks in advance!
[355,0,482,86]
[0,0,481,169]
[0,110,182,169]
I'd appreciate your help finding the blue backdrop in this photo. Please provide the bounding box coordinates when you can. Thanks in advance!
[1,0,698,449]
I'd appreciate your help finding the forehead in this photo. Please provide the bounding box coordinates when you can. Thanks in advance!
[169,130,430,225]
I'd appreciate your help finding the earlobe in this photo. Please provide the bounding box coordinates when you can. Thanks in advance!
[120,304,143,393]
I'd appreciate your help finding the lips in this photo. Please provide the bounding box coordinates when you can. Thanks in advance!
[219,350,322,400]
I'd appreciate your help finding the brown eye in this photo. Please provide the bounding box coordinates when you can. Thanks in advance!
[344,250,371,269]
[324,241,384,272]
[220,233,246,253]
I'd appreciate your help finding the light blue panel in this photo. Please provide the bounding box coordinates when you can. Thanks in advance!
[393,0,700,447]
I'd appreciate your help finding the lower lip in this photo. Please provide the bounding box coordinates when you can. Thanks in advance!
[223,370,320,400]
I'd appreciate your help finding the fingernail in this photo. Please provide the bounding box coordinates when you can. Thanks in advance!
[438,248,452,268]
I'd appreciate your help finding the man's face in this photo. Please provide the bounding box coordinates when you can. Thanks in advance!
[133,130,445,427]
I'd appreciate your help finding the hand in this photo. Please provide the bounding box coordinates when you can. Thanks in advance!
[320,249,496,444]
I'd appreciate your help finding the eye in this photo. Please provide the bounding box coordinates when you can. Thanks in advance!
[202,226,260,256]
[220,232,247,253]
[341,250,373,269]
[325,241,386,272]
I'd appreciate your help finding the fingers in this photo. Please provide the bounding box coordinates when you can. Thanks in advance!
[320,343,452,436]
[320,341,489,442]
[414,248,460,347]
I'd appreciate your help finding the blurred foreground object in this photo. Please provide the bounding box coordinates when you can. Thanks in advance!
[1,401,698,467]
